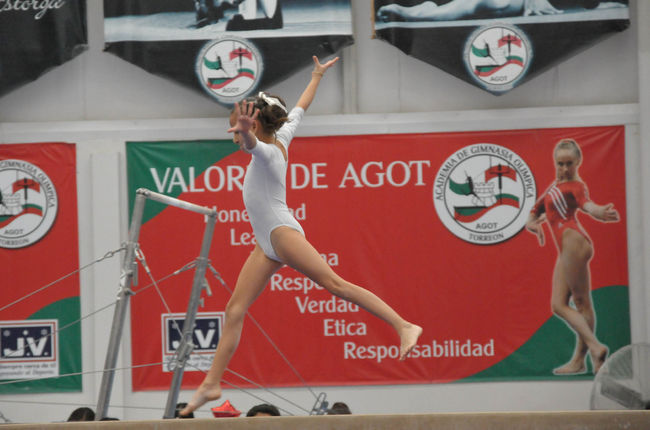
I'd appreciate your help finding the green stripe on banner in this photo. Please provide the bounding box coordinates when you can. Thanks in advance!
[471,44,489,58]
[126,140,238,224]
[462,285,630,382]
[0,297,82,394]
[449,179,472,195]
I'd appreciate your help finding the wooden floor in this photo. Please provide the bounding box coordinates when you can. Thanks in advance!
[3,410,650,429]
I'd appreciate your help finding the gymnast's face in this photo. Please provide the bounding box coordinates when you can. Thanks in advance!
[554,148,580,182]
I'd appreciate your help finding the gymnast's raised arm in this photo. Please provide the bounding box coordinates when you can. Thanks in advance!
[295,55,339,111]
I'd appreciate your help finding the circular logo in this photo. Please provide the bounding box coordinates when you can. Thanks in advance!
[464,24,532,93]
[0,160,58,249]
[433,144,536,245]
[196,36,263,105]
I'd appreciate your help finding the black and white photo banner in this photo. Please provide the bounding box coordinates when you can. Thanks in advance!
[373,0,629,94]
[104,0,354,106]
[0,0,88,97]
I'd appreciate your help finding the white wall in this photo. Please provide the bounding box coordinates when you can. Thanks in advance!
[0,0,647,424]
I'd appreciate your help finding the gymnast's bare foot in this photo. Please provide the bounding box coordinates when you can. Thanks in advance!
[179,382,222,416]
[399,323,423,361]
[591,345,609,374]
[553,357,586,375]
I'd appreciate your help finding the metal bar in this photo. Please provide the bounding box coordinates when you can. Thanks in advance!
[137,188,215,216]
[163,212,217,419]
[95,192,146,420]
[96,188,218,420]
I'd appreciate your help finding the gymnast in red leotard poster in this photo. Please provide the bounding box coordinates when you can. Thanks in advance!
[526,138,619,375]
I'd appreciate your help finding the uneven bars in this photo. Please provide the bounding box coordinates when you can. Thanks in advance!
[137,188,216,216]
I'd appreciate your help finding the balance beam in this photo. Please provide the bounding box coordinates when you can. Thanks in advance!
[6,410,650,430]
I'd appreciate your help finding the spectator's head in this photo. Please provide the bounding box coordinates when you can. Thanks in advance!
[174,402,194,418]
[246,403,281,417]
[328,402,352,415]
[67,407,95,422]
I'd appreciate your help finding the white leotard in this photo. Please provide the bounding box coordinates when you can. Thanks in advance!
[242,107,305,262]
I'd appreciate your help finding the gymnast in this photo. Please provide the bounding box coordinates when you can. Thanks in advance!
[180,55,422,416]
[376,0,625,22]
[526,138,618,375]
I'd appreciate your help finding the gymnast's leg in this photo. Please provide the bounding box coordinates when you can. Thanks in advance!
[550,258,587,374]
[551,229,607,374]
[271,226,422,360]
[559,229,607,373]
[180,245,282,416]
[554,265,596,374]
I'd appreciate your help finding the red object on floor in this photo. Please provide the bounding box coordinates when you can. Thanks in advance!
[211,399,242,418]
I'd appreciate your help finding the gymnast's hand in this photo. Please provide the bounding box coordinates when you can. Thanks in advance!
[595,203,620,223]
[312,55,339,77]
[228,100,260,151]
[228,100,259,136]
[526,213,546,247]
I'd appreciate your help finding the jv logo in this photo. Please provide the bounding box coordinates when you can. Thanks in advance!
[162,312,225,355]
[0,320,57,361]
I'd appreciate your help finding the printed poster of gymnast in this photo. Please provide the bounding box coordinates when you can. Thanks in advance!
[103,0,353,106]
[372,0,629,94]
[431,126,629,380]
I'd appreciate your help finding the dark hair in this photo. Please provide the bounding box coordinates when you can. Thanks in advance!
[174,402,194,419]
[237,92,288,135]
[67,407,95,422]
[246,403,281,417]
[328,402,352,415]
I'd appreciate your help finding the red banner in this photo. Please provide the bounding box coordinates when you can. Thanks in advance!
[0,143,81,393]
[126,126,629,391]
